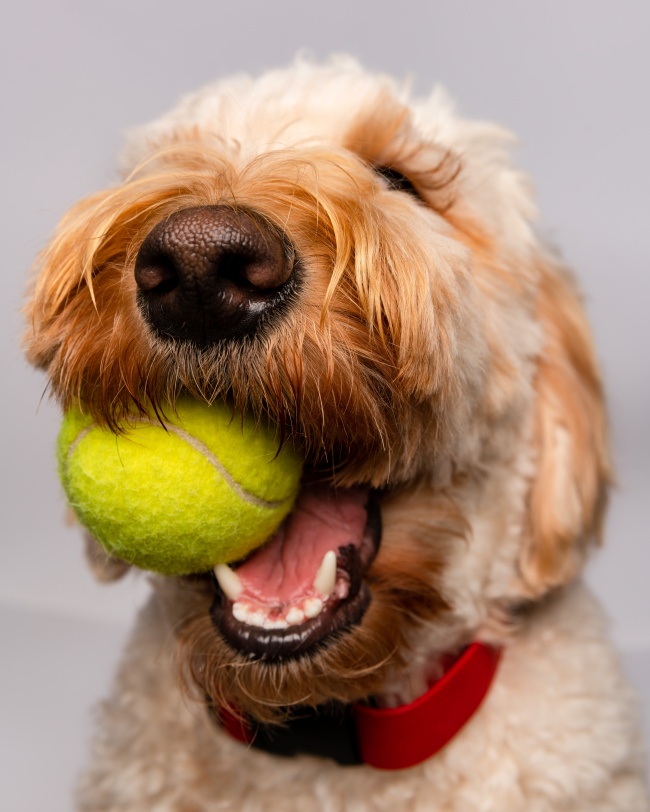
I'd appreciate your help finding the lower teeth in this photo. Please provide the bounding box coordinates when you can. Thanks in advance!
[231,597,327,629]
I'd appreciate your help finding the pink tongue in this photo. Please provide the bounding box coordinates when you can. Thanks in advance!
[234,486,369,605]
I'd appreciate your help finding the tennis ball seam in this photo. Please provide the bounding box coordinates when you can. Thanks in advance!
[65,417,290,511]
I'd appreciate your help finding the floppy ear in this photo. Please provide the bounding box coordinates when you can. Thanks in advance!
[520,261,612,595]
[83,530,131,583]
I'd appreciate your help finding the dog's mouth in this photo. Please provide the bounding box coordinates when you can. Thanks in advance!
[210,485,381,661]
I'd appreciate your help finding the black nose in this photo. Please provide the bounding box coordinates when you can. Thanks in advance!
[134,206,296,344]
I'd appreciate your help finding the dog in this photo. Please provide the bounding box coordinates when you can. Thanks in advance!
[26,57,648,810]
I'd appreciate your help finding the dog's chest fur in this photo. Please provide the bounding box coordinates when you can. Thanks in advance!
[77,584,645,811]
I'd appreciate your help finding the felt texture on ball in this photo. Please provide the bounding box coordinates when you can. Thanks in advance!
[57,399,303,576]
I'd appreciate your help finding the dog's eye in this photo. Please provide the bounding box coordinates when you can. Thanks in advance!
[373,165,421,200]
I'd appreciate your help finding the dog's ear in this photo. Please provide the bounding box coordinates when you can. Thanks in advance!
[520,261,612,595]
[83,530,131,583]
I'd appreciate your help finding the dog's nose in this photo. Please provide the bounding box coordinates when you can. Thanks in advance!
[134,206,296,344]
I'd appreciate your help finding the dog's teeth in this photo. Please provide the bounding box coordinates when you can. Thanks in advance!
[303,597,324,619]
[249,610,267,627]
[285,607,306,626]
[232,601,248,623]
[263,617,289,630]
[313,550,337,598]
[214,564,243,600]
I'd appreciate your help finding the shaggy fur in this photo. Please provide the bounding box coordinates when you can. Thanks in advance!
[26,57,648,810]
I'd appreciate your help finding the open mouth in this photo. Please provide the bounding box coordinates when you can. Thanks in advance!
[210,485,382,660]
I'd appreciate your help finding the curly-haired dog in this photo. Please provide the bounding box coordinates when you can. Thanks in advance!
[26,58,648,811]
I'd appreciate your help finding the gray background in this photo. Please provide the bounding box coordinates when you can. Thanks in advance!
[1,1,648,809]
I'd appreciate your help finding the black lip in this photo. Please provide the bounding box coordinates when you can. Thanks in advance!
[209,490,382,661]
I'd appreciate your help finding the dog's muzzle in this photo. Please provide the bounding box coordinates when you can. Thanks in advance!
[135,206,298,345]
[211,487,382,661]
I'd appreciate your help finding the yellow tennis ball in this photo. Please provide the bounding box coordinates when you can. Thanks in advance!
[57,399,302,576]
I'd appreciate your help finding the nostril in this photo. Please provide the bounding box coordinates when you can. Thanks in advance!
[219,244,294,293]
[134,253,180,294]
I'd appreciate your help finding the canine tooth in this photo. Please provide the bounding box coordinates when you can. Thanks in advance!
[303,597,324,619]
[232,602,248,623]
[313,550,337,598]
[214,564,243,600]
[285,607,306,626]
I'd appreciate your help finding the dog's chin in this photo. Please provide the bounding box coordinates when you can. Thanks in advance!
[209,486,382,661]
[175,477,453,721]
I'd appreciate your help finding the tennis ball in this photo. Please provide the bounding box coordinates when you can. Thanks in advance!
[57,399,302,576]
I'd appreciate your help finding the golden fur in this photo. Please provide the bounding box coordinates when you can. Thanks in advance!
[24,59,646,810]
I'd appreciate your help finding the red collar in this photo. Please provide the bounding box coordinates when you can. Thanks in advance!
[219,643,501,770]
[353,642,501,769]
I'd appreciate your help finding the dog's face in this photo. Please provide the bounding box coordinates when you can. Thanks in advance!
[26,59,610,719]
